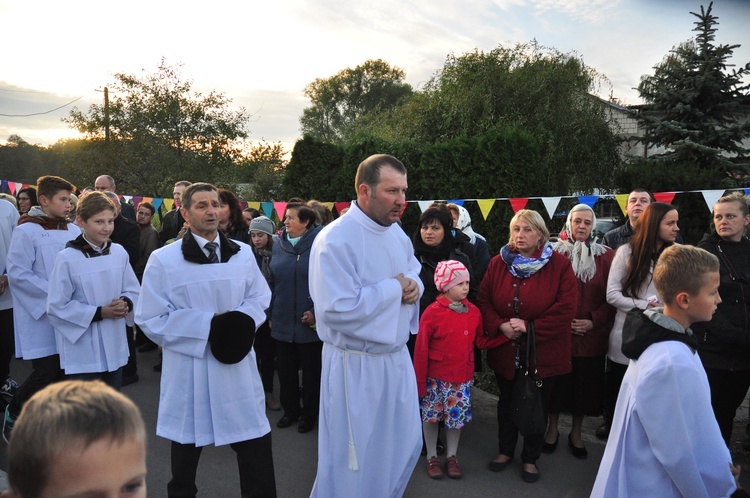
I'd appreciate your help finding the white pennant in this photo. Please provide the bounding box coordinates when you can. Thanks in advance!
[122,195,133,203]
[541,196,562,219]
[417,201,433,213]
[701,190,725,212]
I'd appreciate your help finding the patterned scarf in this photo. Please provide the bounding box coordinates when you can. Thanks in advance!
[554,204,607,282]
[18,206,70,230]
[500,242,554,279]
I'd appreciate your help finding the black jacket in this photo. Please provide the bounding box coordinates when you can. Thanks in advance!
[111,214,140,268]
[159,208,185,247]
[621,308,697,361]
[693,232,750,371]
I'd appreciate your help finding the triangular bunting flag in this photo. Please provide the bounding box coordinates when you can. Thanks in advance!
[163,199,174,212]
[509,198,528,213]
[541,197,562,219]
[335,201,351,215]
[447,199,465,207]
[654,192,676,204]
[261,202,274,218]
[0,181,7,193]
[132,196,144,211]
[246,202,261,211]
[152,198,163,211]
[577,195,599,209]
[399,201,408,218]
[321,202,334,212]
[417,201,433,213]
[14,182,24,194]
[274,202,288,220]
[239,201,247,211]
[615,194,629,216]
[476,199,495,220]
[744,188,750,197]
[701,190,725,212]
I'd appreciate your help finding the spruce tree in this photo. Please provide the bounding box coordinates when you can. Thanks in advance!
[632,2,750,187]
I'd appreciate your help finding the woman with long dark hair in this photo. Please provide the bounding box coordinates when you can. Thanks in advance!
[217,189,249,243]
[601,202,679,439]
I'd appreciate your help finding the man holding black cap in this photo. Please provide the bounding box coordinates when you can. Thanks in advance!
[135,182,276,497]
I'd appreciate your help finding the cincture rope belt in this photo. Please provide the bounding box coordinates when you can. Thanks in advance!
[330,343,395,471]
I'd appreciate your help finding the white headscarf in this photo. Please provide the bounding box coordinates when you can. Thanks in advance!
[554,204,607,283]
[455,205,486,245]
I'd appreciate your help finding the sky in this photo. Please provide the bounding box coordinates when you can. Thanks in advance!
[1,0,748,152]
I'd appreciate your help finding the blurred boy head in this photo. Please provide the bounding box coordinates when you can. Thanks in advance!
[654,245,721,329]
[3,380,147,498]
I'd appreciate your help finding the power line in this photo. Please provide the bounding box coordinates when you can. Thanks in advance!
[0,96,83,117]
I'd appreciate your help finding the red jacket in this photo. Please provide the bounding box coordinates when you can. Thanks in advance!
[413,296,483,396]
[568,247,616,357]
[476,250,578,381]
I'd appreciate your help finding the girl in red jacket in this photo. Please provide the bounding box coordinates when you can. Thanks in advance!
[414,260,483,480]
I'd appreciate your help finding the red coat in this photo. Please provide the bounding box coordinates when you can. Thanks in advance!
[413,296,483,396]
[568,247,616,357]
[476,250,577,381]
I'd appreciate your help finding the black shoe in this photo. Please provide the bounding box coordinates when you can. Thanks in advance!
[277,415,295,428]
[521,465,540,483]
[121,374,139,387]
[153,362,162,372]
[298,419,314,433]
[138,343,158,353]
[595,422,610,441]
[568,434,588,459]
[541,433,559,454]
[488,456,512,472]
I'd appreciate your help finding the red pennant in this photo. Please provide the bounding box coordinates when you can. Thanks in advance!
[654,192,676,204]
[239,201,247,211]
[132,196,143,211]
[509,198,529,213]
[273,202,288,219]
[334,201,351,215]
[399,201,409,218]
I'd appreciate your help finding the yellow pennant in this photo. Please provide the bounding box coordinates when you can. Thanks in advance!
[615,194,628,216]
[476,199,496,220]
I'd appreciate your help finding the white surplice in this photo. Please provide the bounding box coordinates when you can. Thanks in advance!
[7,222,80,359]
[0,200,19,312]
[592,340,736,497]
[134,237,272,446]
[47,243,140,374]
[309,201,423,498]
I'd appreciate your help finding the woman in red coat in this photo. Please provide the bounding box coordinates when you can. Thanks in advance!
[477,209,577,484]
[545,204,615,460]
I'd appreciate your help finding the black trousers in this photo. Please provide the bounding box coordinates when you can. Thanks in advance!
[9,354,65,417]
[704,367,750,445]
[275,340,322,422]
[123,325,137,378]
[495,372,557,465]
[168,433,276,498]
[602,360,628,425]
[0,308,14,381]
[253,322,276,393]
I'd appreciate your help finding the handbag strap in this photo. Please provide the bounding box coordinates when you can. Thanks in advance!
[526,321,541,386]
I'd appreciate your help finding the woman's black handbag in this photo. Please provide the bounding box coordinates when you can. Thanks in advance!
[510,320,545,436]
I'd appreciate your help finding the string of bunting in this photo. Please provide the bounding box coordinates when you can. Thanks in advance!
[1,179,747,221]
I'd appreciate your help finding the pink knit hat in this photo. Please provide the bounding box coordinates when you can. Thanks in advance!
[434,260,470,293]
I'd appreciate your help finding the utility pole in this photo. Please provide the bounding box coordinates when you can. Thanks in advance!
[104,86,110,142]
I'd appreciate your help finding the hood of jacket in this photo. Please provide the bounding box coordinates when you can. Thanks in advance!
[621,308,697,360]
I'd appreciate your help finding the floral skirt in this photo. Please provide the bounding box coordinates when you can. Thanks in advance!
[420,377,472,429]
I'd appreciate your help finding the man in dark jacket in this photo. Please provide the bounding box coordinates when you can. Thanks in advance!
[159,181,191,246]
[95,175,136,222]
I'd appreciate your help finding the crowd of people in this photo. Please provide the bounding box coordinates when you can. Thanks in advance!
[0,162,749,497]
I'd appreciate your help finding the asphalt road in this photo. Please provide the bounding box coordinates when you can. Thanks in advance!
[2,350,749,497]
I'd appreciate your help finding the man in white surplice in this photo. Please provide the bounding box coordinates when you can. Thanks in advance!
[309,154,423,497]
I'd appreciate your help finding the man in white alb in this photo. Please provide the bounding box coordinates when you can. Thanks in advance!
[309,154,423,497]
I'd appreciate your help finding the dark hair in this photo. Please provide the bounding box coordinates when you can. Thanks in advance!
[138,201,155,216]
[622,202,677,298]
[243,207,261,218]
[16,187,38,208]
[415,205,455,250]
[181,183,217,210]
[36,176,74,200]
[218,189,248,230]
[285,202,317,230]
[76,191,117,221]
[355,154,406,193]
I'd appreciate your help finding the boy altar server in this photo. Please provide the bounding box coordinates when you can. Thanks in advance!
[135,183,276,497]
[4,175,80,442]
[591,245,739,497]
[47,192,140,390]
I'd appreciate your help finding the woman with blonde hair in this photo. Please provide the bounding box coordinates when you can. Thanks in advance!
[477,209,577,483]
